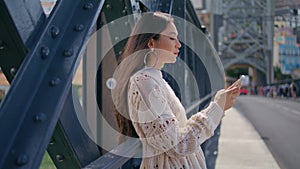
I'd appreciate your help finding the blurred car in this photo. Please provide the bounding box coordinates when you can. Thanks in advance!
[239,87,248,95]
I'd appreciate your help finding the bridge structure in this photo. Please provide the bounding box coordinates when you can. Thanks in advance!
[209,0,275,86]
[0,0,225,169]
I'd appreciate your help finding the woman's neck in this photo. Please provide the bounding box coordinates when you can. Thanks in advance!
[146,54,164,70]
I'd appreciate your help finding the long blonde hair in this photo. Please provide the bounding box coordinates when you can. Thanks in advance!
[112,12,174,142]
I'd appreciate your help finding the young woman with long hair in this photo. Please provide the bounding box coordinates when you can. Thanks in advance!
[112,12,241,169]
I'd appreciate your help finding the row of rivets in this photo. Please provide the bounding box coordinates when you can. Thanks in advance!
[12,1,95,167]
[45,1,91,163]
[49,138,65,162]
[0,40,17,78]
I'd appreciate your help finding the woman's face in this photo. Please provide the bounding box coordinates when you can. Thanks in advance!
[152,22,181,64]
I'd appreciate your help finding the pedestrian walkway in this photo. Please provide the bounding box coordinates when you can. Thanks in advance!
[215,107,280,169]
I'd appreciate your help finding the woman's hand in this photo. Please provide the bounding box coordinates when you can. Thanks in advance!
[224,79,241,111]
[214,79,241,111]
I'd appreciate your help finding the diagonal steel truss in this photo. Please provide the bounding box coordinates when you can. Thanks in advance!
[219,0,274,83]
[0,0,104,168]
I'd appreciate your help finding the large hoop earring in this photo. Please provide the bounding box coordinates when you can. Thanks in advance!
[144,48,158,68]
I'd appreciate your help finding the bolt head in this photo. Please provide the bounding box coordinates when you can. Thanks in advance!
[16,154,28,166]
[50,26,60,38]
[50,78,61,86]
[41,46,50,59]
[0,40,7,50]
[83,3,94,10]
[63,48,74,57]
[33,113,46,122]
[74,24,84,32]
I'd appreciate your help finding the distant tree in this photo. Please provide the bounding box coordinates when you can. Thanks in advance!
[274,66,291,81]
[226,67,248,79]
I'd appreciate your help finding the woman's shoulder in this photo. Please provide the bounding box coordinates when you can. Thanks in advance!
[129,68,164,92]
[131,67,162,81]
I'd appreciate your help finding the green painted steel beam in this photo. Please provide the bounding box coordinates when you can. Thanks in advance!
[0,0,27,83]
[0,1,101,168]
[101,0,141,60]
[47,121,81,169]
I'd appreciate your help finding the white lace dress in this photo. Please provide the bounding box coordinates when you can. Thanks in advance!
[127,67,224,169]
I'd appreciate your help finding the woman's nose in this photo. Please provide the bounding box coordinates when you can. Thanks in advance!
[176,39,181,49]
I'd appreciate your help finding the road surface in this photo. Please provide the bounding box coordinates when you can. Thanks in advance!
[235,95,300,169]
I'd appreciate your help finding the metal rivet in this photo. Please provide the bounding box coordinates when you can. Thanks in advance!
[50,26,60,38]
[10,67,17,76]
[49,138,56,145]
[41,46,50,59]
[63,48,74,57]
[56,154,65,162]
[114,37,119,41]
[16,154,28,166]
[106,4,111,9]
[74,24,84,32]
[83,3,94,10]
[50,78,61,86]
[33,113,46,122]
[122,10,127,15]
[0,40,7,50]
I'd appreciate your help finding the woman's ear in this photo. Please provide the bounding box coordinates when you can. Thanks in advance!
[147,38,154,48]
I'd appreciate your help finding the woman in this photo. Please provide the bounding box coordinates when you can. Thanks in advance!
[112,12,241,169]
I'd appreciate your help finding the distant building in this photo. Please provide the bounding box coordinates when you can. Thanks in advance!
[273,23,300,75]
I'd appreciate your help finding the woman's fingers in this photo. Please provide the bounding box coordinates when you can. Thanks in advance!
[227,79,241,90]
[223,86,241,111]
[226,86,238,93]
[227,84,241,96]
[216,85,241,111]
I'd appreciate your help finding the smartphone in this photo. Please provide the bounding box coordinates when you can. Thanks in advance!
[237,75,246,86]
[239,75,245,81]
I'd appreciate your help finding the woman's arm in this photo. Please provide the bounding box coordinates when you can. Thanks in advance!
[128,74,224,158]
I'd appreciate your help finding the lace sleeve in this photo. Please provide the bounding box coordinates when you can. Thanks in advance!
[128,73,223,157]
